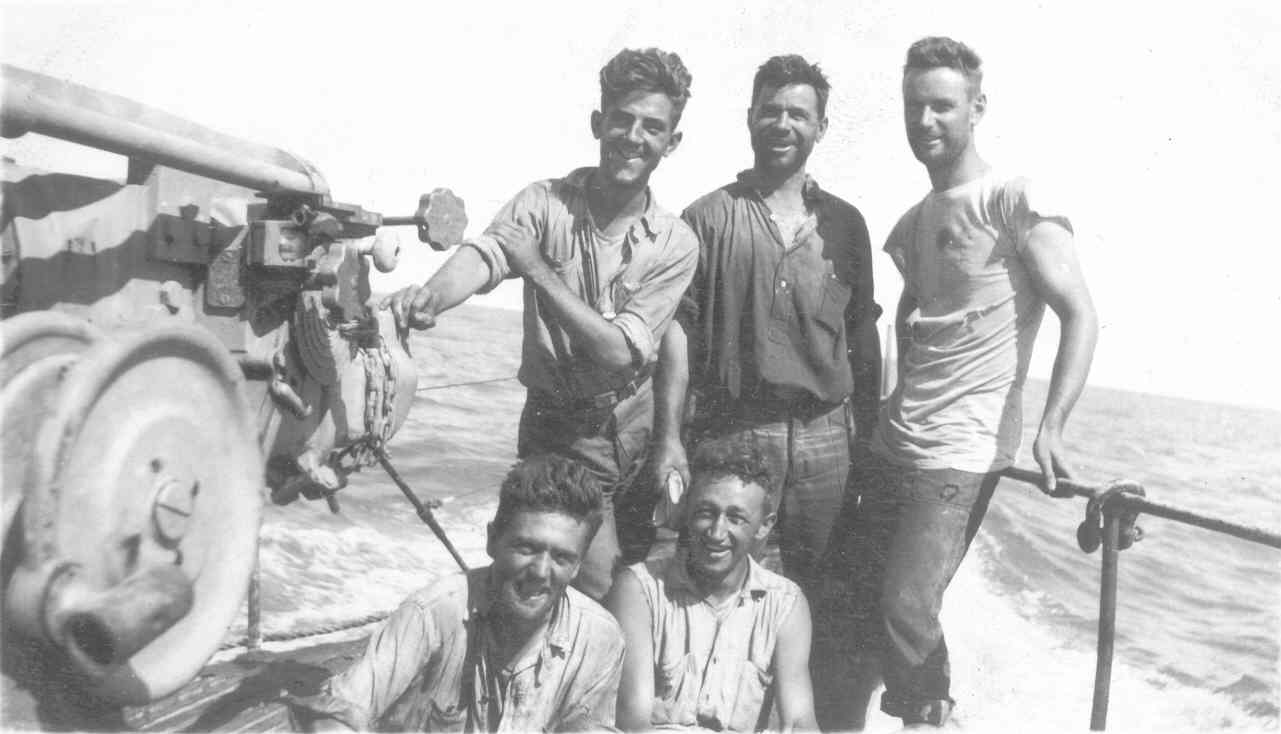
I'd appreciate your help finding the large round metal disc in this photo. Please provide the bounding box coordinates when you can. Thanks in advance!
[0,312,104,557]
[23,324,262,704]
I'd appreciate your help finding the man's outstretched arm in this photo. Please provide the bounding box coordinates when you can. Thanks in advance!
[773,593,818,733]
[380,242,491,331]
[1023,219,1098,495]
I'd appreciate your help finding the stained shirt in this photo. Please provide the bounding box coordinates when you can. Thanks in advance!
[678,171,878,407]
[624,554,801,732]
[301,568,625,732]
[467,167,699,402]
[873,171,1067,472]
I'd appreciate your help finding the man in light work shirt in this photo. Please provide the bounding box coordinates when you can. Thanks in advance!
[656,55,881,605]
[382,48,699,599]
[607,437,816,732]
[817,37,1098,729]
[290,455,624,731]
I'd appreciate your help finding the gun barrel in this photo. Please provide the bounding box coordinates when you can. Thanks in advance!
[1,64,329,196]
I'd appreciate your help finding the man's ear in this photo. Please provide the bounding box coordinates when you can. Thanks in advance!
[816,115,829,144]
[590,110,603,140]
[664,130,684,157]
[755,511,778,542]
[486,521,497,559]
[971,93,987,127]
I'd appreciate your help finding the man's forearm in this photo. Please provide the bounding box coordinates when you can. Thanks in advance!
[524,264,635,371]
[424,246,491,314]
[654,323,689,444]
[1041,306,1098,433]
[848,316,882,439]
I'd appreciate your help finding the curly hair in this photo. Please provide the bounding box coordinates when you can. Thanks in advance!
[599,47,693,126]
[904,36,983,95]
[751,54,831,117]
[690,436,779,513]
[492,454,604,537]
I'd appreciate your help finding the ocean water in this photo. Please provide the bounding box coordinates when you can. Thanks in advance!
[223,303,1281,732]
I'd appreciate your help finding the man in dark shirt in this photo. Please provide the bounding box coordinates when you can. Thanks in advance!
[653,55,881,607]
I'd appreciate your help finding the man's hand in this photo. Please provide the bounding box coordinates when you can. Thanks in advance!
[1033,425,1075,498]
[649,437,690,493]
[379,284,439,332]
[490,221,546,278]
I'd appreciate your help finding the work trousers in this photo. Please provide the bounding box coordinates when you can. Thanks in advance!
[694,398,852,603]
[517,381,653,601]
[815,453,999,728]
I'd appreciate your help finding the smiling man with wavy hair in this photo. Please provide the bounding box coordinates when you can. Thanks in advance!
[381,47,699,600]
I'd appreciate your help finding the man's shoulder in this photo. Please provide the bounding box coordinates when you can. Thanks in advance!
[400,570,475,619]
[681,181,749,221]
[563,584,624,636]
[814,188,867,224]
[750,562,803,599]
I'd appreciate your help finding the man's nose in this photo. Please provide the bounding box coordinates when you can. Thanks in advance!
[528,552,551,579]
[623,120,645,144]
[708,515,729,540]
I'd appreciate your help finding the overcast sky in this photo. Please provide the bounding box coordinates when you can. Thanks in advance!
[3,0,1279,410]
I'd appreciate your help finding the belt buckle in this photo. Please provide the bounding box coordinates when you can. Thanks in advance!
[587,392,616,411]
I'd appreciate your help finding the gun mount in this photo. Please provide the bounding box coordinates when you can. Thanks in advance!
[0,63,466,717]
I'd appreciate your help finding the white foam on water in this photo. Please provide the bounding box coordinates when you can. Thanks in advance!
[891,535,1280,733]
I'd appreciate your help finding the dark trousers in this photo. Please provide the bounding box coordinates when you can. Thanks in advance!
[814,453,999,728]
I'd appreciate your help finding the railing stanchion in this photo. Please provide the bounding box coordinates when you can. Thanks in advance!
[1090,511,1120,730]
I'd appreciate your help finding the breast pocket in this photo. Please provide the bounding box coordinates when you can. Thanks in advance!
[652,651,698,727]
[726,660,774,732]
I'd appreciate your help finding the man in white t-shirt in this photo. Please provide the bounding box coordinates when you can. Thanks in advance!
[814,36,1098,729]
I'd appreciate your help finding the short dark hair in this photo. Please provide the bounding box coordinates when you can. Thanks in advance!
[599,47,693,126]
[904,36,983,95]
[492,454,604,537]
[690,436,778,513]
[751,54,831,117]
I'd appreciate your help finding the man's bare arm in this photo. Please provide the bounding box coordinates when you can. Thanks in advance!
[894,289,917,383]
[1022,220,1098,495]
[603,570,656,731]
[651,323,691,489]
[379,245,490,331]
[773,593,818,733]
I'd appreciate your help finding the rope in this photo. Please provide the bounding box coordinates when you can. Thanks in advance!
[414,375,517,393]
[218,611,390,652]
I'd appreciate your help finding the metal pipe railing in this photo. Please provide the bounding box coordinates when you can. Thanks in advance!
[999,466,1281,730]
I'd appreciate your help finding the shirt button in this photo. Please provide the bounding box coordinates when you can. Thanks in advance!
[778,279,787,289]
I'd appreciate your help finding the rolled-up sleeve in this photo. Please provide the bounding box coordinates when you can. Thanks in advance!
[610,222,699,366]
[464,182,549,293]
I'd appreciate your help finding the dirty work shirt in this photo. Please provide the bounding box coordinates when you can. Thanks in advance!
[678,171,877,406]
[873,171,1069,472]
[467,167,699,403]
[303,567,625,732]
[624,554,801,732]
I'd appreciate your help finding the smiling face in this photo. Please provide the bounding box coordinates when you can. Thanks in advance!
[748,82,827,176]
[591,89,682,190]
[487,510,593,631]
[685,474,775,583]
[902,66,985,175]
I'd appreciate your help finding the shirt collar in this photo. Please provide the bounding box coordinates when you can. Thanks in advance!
[665,549,769,602]
[735,168,825,205]
[564,166,667,242]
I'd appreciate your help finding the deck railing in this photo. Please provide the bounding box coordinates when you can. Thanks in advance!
[998,466,1281,730]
